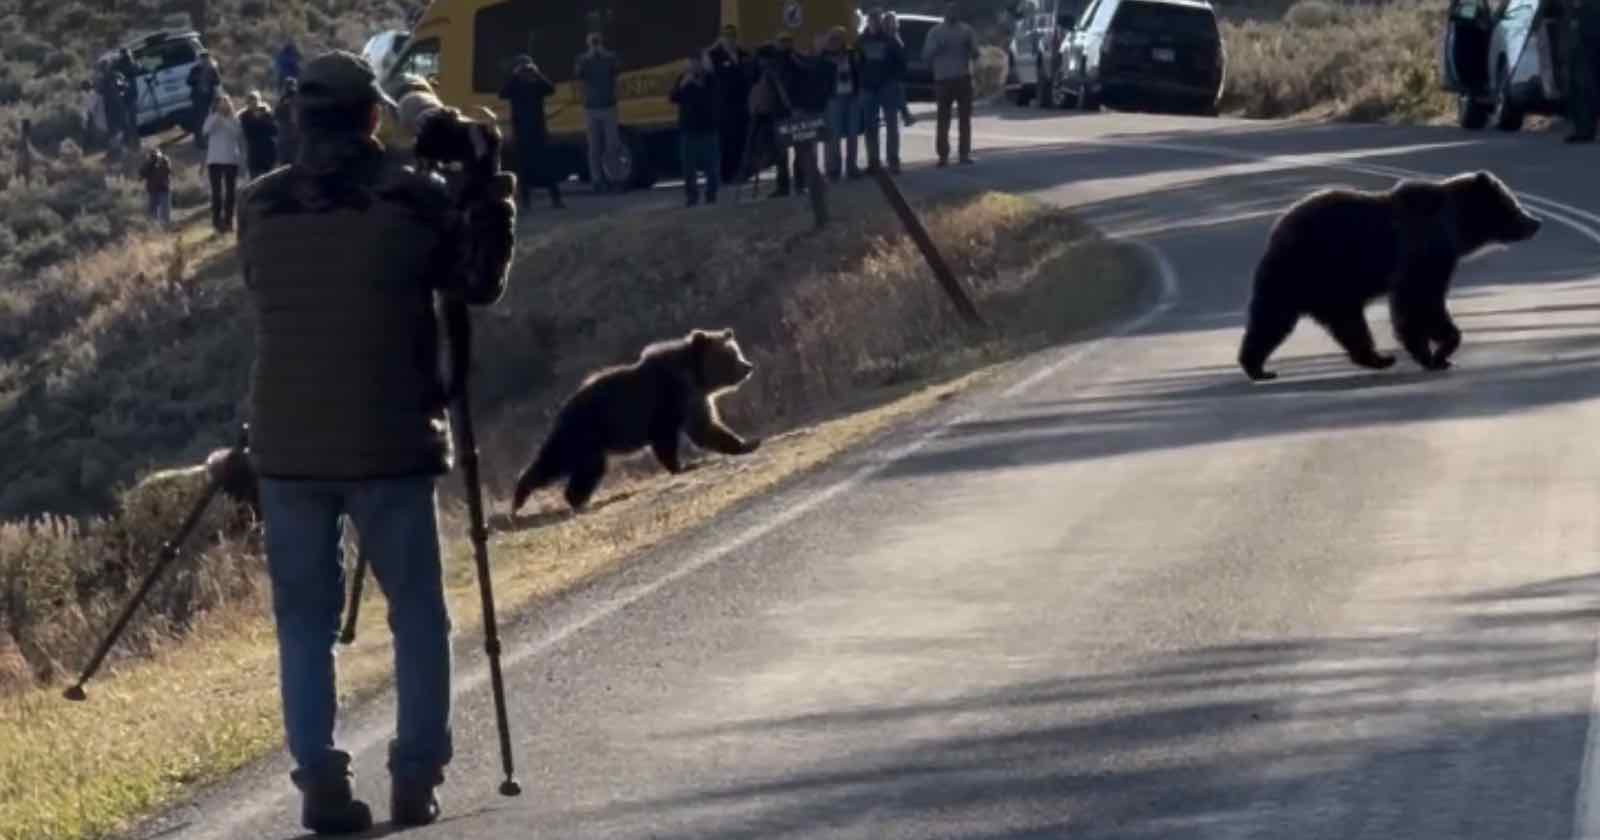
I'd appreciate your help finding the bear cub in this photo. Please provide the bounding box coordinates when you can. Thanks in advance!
[510,328,761,514]
[1238,170,1542,382]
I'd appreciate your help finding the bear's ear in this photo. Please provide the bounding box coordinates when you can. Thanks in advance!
[719,328,735,340]
[690,330,713,349]
[1475,170,1492,186]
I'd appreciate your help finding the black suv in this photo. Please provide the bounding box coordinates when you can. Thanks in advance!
[1047,0,1225,115]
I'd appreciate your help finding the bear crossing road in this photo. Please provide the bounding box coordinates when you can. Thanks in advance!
[1237,170,1543,382]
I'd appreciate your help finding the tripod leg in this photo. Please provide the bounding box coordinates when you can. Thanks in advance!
[337,552,368,646]
[64,424,248,701]
[444,299,521,797]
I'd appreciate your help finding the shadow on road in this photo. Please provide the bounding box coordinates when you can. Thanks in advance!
[544,573,1599,838]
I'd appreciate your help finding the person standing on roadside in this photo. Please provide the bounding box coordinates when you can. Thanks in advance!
[499,55,566,209]
[240,90,280,180]
[575,32,623,192]
[856,8,906,174]
[236,52,516,835]
[923,2,980,166]
[884,13,919,127]
[707,24,754,183]
[202,94,245,233]
[671,53,722,206]
[1564,0,1600,142]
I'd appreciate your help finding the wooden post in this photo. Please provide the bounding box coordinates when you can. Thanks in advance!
[873,167,985,328]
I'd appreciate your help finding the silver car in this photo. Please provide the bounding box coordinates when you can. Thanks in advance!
[1440,0,1569,131]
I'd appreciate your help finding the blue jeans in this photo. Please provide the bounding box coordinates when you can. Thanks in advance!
[680,131,720,203]
[823,94,861,177]
[859,87,901,169]
[261,476,453,787]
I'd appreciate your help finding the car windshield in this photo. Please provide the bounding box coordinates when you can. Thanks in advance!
[898,20,934,56]
[1111,1,1218,37]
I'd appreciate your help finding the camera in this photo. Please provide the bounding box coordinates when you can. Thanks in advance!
[393,74,502,179]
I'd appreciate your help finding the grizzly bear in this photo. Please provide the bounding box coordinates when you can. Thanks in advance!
[509,328,761,514]
[1238,170,1542,381]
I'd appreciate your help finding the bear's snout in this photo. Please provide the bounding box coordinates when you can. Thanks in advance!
[738,359,756,378]
[1519,215,1542,239]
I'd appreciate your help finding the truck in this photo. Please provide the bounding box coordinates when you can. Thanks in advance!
[376,0,857,190]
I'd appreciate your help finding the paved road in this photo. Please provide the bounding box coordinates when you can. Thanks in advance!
[133,107,1600,839]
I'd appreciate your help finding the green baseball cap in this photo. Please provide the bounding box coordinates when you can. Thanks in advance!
[297,50,396,109]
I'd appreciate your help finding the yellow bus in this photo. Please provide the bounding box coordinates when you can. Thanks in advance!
[377,0,857,190]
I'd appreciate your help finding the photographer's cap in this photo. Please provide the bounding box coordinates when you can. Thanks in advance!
[298,50,396,109]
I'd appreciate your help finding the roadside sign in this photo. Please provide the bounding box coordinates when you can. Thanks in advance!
[777,114,824,144]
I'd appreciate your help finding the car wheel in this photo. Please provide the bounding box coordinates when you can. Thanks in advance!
[1009,85,1034,106]
[1457,94,1490,130]
[604,129,657,191]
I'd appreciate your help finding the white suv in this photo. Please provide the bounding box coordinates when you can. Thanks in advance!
[97,19,207,134]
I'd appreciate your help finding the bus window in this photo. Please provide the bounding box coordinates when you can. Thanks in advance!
[472,0,720,93]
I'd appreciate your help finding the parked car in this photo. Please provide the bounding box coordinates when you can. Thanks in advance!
[1045,0,1224,115]
[1007,0,1088,106]
[96,15,207,135]
[361,29,410,78]
[1439,0,1567,131]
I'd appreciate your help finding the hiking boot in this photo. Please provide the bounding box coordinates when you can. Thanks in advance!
[293,772,373,835]
[391,776,442,827]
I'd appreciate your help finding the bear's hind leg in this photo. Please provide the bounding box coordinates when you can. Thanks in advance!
[650,426,685,474]
[1238,304,1299,381]
[1317,308,1396,371]
[564,452,609,511]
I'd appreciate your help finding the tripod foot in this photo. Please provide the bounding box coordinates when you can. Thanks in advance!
[63,685,87,702]
[499,778,522,797]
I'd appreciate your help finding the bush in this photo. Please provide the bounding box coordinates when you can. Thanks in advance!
[2,35,52,65]
[17,232,70,271]
[26,104,83,153]
[5,205,64,242]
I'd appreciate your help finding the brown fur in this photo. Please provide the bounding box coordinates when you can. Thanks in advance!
[511,328,761,513]
[1238,170,1542,381]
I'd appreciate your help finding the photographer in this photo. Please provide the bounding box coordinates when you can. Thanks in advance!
[235,51,515,835]
[498,55,564,210]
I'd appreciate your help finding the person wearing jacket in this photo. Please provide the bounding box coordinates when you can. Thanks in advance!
[671,53,722,205]
[498,55,565,209]
[856,8,907,173]
[236,52,516,834]
[188,52,223,149]
[139,147,173,226]
[707,24,754,183]
[202,94,245,233]
[276,79,301,164]
[240,90,280,180]
[923,2,980,166]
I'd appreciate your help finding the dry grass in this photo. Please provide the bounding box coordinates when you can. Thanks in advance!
[1218,0,1456,123]
[0,185,1155,840]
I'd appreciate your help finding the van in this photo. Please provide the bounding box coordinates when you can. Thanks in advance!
[97,15,207,134]
[377,0,857,190]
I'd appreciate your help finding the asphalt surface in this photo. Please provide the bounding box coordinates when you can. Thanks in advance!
[129,106,1600,839]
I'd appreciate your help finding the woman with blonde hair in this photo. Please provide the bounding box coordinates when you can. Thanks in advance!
[202,93,245,233]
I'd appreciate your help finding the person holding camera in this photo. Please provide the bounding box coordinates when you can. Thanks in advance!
[499,55,565,210]
[671,52,722,206]
[236,51,516,835]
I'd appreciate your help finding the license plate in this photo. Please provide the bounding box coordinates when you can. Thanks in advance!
[1152,47,1176,62]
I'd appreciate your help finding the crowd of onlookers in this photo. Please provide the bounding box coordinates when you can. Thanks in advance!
[55,38,306,236]
[499,3,984,210]
[16,6,989,242]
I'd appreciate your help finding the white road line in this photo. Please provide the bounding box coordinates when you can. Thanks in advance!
[183,223,1183,839]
